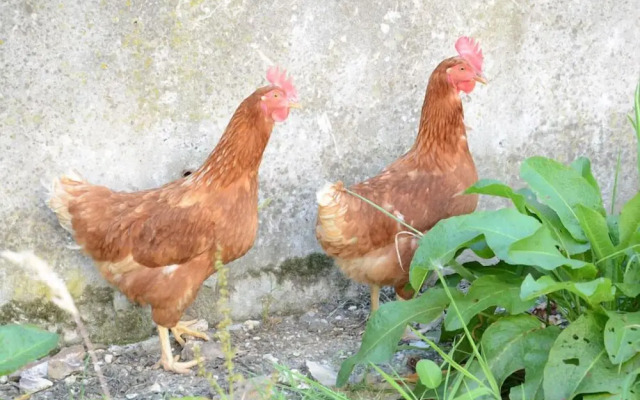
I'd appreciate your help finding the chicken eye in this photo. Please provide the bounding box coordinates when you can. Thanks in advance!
[460,67,465,71]
[273,93,279,98]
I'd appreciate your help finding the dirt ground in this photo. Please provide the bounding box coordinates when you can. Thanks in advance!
[0,287,435,400]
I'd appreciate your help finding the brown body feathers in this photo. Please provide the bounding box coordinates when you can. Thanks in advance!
[49,86,281,328]
[316,56,482,300]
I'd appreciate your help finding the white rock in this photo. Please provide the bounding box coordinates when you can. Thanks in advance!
[262,353,279,364]
[147,382,162,393]
[64,375,77,385]
[125,393,138,399]
[0,375,7,384]
[104,354,113,364]
[305,361,338,387]
[242,319,261,331]
[48,345,86,380]
[19,376,53,394]
[348,305,357,311]
[20,361,48,379]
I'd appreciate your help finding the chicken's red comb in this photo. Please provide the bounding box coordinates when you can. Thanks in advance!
[455,36,483,74]
[266,66,298,102]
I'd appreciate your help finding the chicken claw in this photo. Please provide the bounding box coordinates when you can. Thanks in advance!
[156,326,204,374]
[171,319,211,347]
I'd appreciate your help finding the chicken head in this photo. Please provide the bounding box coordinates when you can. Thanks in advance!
[260,66,299,122]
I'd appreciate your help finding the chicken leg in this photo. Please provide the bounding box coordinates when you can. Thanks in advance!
[171,319,211,347]
[157,326,203,374]
[370,284,381,313]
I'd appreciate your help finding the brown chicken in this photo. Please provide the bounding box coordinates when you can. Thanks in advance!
[47,67,299,373]
[316,37,486,312]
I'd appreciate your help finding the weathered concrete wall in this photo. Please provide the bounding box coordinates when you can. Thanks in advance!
[1,0,639,343]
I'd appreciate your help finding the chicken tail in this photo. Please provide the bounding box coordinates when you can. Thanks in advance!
[315,181,351,254]
[46,170,86,233]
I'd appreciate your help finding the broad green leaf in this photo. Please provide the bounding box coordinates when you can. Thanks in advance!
[618,258,640,297]
[520,157,604,242]
[543,313,640,400]
[0,324,59,376]
[480,315,560,400]
[416,359,442,389]
[450,387,494,400]
[410,209,541,290]
[444,275,535,331]
[454,315,560,400]
[520,275,615,306]
[467,236,496,259]
[465,179,527,213]
[607,214,621,247]
[519,188,591,255]
[570,157,602,193]
[336,288,450,387]
[604,311,640,365]
[575,204,615,262]
[618,192,640,251]
[508,226,589,270]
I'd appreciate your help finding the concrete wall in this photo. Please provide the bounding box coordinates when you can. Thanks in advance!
[1,0,639,343]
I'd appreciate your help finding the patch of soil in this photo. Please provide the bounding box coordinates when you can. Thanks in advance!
[0,287,435,400]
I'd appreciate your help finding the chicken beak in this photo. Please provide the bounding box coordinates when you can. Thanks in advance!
[288,102,302,109]
[474,75,488,85]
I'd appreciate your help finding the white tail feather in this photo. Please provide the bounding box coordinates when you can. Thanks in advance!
[316,182,340,207]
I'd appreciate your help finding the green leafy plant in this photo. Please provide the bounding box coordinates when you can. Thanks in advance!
[0,324,59,376]
[337,81,640,399]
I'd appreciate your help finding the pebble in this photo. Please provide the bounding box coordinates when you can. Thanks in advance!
[306,361,338,387]
[348,305,357,311]
[147,382,162,393]
[228,323,243,331]
[181,340,224,360]
[104,354,113,364]
[242,319,261,331]
[253,336,261,341]
[64,375,77,385]
[292,351,301,357]
[19,363,53,394]
[125,393,138,399]
[262,353,279,363]
[0,375,7,384]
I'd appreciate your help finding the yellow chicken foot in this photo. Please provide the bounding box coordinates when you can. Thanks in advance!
[170,319,211,347]
[155,326,203,374]
[370,284,381,313]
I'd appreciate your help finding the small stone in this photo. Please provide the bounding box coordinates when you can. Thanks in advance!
[253,336,261,341]
[0,375,7,384]
[125,393,138,399]
[292,351,301,357]
[335,315,343,320]
[64,375,77,385]
[305,361,338,387]
[242,319,261,331]
[19,362,52,394]
[308,319,331,333]
[147,382,162,393]
[262,353,279,363]
[108,345,124,356]
[19,376,53,394]
[20,361,48,380]
[104,354,113,364]
[48,345,86,380]
[138,336,160,354]
[62,329,80,345]
[181,340,224,361]
[348,306,357,311]
[228,323,243,331]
